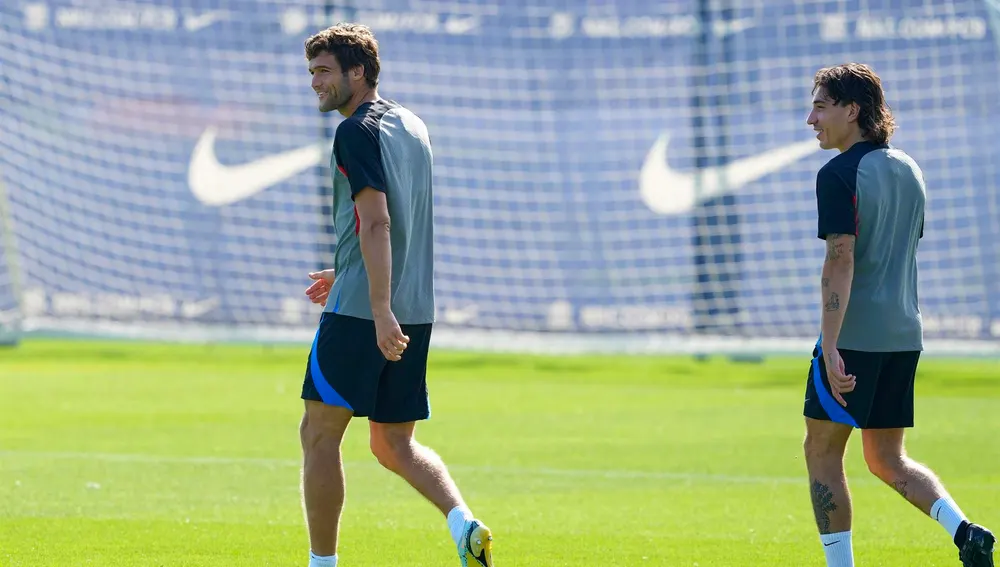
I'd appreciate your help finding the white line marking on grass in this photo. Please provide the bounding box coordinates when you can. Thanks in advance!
[0,449,807,485]
[5,450,997,489]
[1,450,297,467]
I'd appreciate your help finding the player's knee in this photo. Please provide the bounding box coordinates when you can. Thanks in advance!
[803,435,822,461]
[301,418,331,454]
[370,431,413,473]
[864,447,905,482]
[803,431,842,463]
[300,410,348,456]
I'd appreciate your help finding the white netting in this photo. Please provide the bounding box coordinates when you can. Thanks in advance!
[1,0,998,354]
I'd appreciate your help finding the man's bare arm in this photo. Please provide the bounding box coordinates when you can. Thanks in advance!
[353,187,392,317]
[820,233,856,350]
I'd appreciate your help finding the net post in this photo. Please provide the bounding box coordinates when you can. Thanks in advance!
[0,166,23,347]
[690,0,743,359]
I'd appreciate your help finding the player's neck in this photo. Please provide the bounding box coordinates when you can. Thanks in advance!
[837,129,867,153]
[338,88,380,118]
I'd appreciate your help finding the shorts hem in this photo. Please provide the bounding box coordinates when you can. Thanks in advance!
[858,421,914,430]
[368,412,430,424]
[300,393,367,415]
[804,409,859,428]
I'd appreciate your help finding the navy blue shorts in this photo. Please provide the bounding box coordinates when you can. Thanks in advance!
[301,312,432,423]
[803,343,919,429]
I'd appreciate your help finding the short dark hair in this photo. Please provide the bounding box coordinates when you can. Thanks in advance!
[304,23,380,89]
[813,63,896,145]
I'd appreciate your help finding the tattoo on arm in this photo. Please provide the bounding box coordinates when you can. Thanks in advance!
[822,277,830,288]
[892,480,908,499]
[825,234,854,261]
[824,292,840,312]
[826,242,844,261]
[811,480,839,534]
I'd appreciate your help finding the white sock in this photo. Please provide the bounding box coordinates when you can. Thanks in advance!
[931,496,968,538]
[447,505,474,548]
[308,551,337,567]
[820,531,854,567]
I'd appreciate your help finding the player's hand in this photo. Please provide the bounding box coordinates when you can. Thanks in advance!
[305,269,336,306]
[823,347,856,407]
[374,310,409,362]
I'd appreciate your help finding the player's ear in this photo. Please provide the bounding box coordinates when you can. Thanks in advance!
[350,64,365,83]
[848,102,860,122]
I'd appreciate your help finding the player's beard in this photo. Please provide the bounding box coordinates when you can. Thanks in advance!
[319,79,352,113]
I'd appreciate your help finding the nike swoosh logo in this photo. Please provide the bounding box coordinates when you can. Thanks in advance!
[823,540,841,547]
[441,304,479,325]
[712,17,756,37]
[180,297,220,318]
[184,11,226,31]
[188,127,331,206]
[639,132,821,215]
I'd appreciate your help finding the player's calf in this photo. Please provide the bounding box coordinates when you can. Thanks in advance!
[369,424,465,513]
[865,451,946,514]
[860,429,994,564]
[804,419,855,567]
[300,403,353,563]
[369,422,495,566]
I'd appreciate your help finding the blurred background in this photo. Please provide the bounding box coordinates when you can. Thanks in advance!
[1,1,999,566]
[2,0,999,354]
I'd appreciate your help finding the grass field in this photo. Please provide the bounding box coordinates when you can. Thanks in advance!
[1,339,998,566]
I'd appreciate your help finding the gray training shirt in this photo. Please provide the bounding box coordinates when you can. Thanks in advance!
[816,140,926,352]
[323,99,436,325]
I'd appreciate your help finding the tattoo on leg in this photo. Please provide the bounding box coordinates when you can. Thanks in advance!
[822,277,830,288]
[892,479,908,499]
[811,480,839,533]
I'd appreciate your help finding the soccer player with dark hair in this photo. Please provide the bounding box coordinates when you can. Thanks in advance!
[803,62,994,567]
[298,23,494,567]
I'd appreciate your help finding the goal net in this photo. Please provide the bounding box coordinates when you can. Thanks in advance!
[1,0,998,355]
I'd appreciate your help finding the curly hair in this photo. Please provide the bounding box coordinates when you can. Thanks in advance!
[305,23,380,89]
[813,63,896,145]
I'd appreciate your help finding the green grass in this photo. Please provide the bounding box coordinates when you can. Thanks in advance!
[1,340,998,566]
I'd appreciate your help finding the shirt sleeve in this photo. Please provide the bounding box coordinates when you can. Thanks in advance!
[333,119,386,198]
[816,167,857,240]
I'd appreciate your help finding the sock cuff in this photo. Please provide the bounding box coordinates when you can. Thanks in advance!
[309,551,337,567]
[931,496,969,540]
[931,496,961,515]
[820,531,854,567]
[820,530,852,543]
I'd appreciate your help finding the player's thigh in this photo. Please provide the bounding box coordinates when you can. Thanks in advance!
[301,313,387,418]
[804,416,854,453]
[301,400,354,448]
[804,347,885,428]
[370,323,432,424]
[865,351,919,429]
